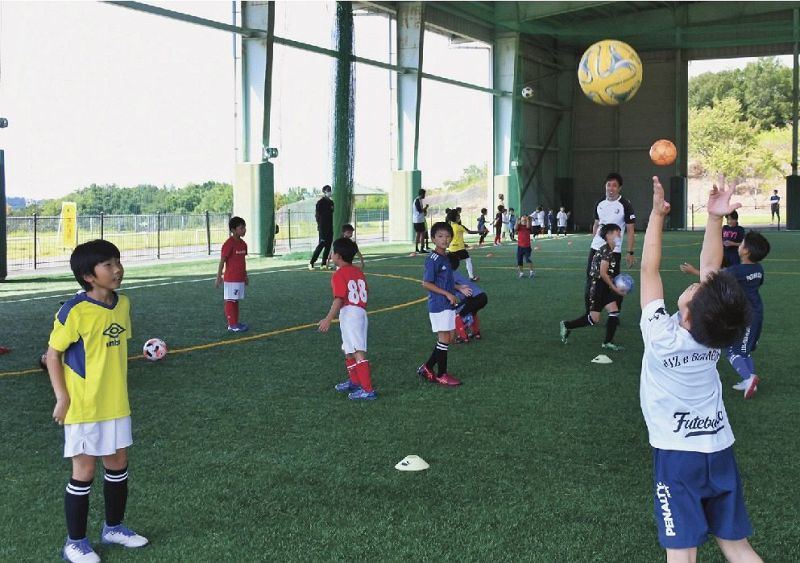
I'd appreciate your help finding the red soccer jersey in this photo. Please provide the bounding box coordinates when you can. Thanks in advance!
[517,224,532,248]
[331,264,368,309]
[221,237,248,282]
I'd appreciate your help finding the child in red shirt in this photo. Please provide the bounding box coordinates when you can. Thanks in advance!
[215,216,249,332]
[318,237,376,401]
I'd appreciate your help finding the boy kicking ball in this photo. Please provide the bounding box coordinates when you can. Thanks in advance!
[639,178,762,562]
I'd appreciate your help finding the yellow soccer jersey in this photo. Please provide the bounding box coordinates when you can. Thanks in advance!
[48,292,132,424]
[448,222,467,252]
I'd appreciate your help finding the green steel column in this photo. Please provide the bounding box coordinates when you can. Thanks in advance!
[392,2,425,243]
[332,1,355,233]
[237,1,275,255]
[793,9,799,176]
[492,33,519,212]
[0,150,6,280]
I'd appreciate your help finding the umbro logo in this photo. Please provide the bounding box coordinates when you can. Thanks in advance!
[103,323,126,339]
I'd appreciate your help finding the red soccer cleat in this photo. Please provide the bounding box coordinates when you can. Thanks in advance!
[435,372,462,386]
[417,363,435,382]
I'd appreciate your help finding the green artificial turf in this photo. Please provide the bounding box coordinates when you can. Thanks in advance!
[1,232,798,561]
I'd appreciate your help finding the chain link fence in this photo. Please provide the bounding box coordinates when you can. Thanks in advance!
[6,209,390,272]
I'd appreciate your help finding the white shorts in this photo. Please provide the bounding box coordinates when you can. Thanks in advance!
[429,310,456,332]
[340,306,368,354]
[224,282,246,301]
[63,416,133,458]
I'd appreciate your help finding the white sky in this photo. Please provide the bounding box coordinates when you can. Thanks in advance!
[0,2,792,200]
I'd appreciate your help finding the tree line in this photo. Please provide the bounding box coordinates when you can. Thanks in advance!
[688,57,791,192]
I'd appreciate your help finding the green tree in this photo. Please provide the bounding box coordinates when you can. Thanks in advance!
[688,57,792,131]
[689,97,758,183]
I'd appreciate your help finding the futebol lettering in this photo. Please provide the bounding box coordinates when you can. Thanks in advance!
[672,410,725,436]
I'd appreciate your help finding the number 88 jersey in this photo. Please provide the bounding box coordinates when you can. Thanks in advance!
[331,265,368,309]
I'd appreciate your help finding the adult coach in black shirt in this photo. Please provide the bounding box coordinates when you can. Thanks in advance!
[585,172,636,311]
[309,184,334,270]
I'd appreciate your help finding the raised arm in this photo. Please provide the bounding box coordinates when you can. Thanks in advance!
[700,184,740,281]
[640,177,671,308]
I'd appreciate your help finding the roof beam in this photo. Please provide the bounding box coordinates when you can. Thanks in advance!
[517,2,616,22]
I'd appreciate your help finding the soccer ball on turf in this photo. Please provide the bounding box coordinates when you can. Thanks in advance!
[649,139,677,166]
[521,86,534,99]
[578,39,642,106]
[143,338,167,361]
[614,273,635,295]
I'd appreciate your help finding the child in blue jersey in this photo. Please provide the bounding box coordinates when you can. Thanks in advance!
[681,230,770,399]
[640,180,761,561]
[449,254,488,343]
[46,240,149,563]
[476,208,489,246]
[417,222,472,386]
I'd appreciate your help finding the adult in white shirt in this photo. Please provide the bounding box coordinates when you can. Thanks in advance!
[412,189,429,253]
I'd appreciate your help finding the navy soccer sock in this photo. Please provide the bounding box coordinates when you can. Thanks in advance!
[65,478,92,540]
[103,466,129,527]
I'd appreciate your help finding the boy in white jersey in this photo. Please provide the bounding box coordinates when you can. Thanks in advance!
[639,179,762,562]
[46,240,148,563]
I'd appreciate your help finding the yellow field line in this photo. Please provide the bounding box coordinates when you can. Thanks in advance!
[0,273,426,378]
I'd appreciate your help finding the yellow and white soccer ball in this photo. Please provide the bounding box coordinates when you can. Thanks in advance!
[578,39,642,106]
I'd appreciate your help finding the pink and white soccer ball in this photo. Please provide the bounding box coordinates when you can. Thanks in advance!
[142,338,167,361]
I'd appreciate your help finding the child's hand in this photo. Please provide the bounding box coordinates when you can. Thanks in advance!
[679,262,700,276]
[318,318,331,332]
[215,275,222,288]
[53,396,70,425]
[651,176,671,216]
[456,284,473,297]
[445,292,459,306]
[707,183,741,218]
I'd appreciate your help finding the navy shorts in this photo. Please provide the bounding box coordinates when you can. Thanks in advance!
[651,447,752,549]
[516,246,532,265]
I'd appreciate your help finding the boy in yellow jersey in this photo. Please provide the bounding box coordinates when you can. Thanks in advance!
[445,207,480,281]
[46,240,148,563]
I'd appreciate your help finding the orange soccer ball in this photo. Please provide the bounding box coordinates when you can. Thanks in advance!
[649,139,677,166]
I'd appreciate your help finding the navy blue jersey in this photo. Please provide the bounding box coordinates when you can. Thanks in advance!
[724,263,764,315]
[423,252,455,313]
[452,271,484,301]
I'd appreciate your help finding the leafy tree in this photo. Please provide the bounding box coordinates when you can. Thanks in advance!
[689,97,758,184]
[688,57,792,130]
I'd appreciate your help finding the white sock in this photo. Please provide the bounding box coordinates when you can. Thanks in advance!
[465,257,474,278]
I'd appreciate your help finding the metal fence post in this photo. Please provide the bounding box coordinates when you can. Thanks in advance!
[33,213,38,269]
[100,212,104,240]
[353,209,358,241]
[381,209,385,241]
[157,212,161,259]
[205,211,211,255]
[691,204,694,231]
[287,209,292,251]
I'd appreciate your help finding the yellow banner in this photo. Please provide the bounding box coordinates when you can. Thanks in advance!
[61,202,77,248]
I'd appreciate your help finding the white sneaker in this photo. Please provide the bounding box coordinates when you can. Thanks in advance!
[732,380,748,391]
[518,272,524,278]
[63,538,100,563]
[743,375,759,399]
[101,523,149,548]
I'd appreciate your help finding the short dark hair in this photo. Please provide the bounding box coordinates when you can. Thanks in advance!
[480,208,487,214]
[687,271,751,348]
[606,172,623,186]
[599,223,622,239]
[332,237,358,264]
[229,216,246,231]
[70,239,121,291]
[418,188,426,196]
[448,253,460,270]
[726,210,739,221]
[341,223,354,233]
[430,221,453,238]
[742,230,770,262]
[445,208,459,224]
[322,184,332,193]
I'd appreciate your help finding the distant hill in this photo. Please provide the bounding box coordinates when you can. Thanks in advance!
[6,196,28,209]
